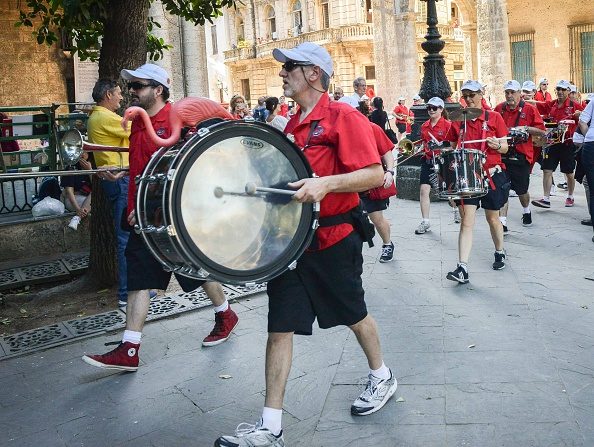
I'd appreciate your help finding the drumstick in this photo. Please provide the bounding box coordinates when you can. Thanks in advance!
[461,137,512,144]
[427,131,440,145]
[245,182,295,196]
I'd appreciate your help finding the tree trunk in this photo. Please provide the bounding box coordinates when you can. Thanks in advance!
[87,0,150,286]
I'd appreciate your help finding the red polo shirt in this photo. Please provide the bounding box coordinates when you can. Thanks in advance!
[421,116,451,158]
[393,104,409,124]
[494,101,545,164]
[284,94,381,250]
[535,98,583,137]
[369,122,394,157]
[446,109,508,170]
[534,91,552,102]
[127,102,172,214]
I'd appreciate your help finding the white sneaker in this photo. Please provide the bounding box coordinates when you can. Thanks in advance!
[415,221,431,234]
[68,215,81,230]
[215,422,285,447]
[351,370,398,416]
[550,184,557,196]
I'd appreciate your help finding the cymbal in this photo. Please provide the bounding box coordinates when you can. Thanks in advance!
[448,107,482,121]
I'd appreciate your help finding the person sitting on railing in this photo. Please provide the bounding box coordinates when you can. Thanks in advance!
[61,152,93,230]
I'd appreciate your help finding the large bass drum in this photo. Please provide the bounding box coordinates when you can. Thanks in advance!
[135,120,318,285]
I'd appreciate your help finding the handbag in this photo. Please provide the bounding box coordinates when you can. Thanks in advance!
[384,115,398,144]
[368,176,397,200]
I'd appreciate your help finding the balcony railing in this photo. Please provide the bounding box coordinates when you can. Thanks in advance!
[224,22,459,62]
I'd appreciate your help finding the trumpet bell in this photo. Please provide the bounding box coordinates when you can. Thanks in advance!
[59,129,84,166]
[398,138,414,155]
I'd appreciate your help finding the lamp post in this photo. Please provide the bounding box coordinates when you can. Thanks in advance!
[409,0,458,142]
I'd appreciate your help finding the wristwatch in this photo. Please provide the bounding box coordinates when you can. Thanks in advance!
[386,170,394,176]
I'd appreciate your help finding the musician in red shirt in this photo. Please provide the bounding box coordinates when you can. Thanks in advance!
[393,96,410,139]
[494,80,546,229]
[444,80,510,284]
[534,78,552,102]
[414,97,451,235]
[529,79,584,208]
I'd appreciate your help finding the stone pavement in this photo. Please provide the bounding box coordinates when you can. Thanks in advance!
[1,172,593,447]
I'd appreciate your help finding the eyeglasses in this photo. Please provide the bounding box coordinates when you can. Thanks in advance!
[281,61,314,72]
[427,105,440,111]
[541,83,548,86]
[556,87,568,92]
[127,81,155,90]
[461,93,478,99]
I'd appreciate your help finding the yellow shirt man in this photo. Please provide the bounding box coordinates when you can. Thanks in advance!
[87,105,130,167]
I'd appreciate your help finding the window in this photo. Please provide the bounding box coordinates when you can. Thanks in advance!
[321,0,330,29]
[211,25,218,54]
[241,79,251,103]
[237,17,245,42]
[569,24,594,93]
[365,65,376,80]
[267,7,277,39]
[415,0,427,19]
[366,0,372,23]
[292,1,303,35]
[510,33,535,83]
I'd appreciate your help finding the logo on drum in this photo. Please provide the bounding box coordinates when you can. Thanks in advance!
[240,138,264,149]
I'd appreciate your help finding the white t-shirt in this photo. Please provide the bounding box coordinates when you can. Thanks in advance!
[267,115,289,132]
[579,101,594,142]
[339,93,363,108]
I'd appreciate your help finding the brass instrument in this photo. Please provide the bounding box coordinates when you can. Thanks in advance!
[396,138,425,165]
[0,129,129,179]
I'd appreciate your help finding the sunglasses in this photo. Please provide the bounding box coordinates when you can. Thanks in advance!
[461,93,478,99]
[556,87,568,92]
[281,61,314,72]
[541,83,548,86]
[427,105,440,111]
[127,81,156,90]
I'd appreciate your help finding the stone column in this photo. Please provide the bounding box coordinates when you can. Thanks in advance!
[371,0,420,112]
[476,0,512,105]
[460,24,478,81]
[180,20,209,97]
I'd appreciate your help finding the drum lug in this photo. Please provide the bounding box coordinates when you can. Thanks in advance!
[134,175,141,185]
[287,260,298,270]
[197,127,210,137]
[166,225,176,237]
[167,169,175,181]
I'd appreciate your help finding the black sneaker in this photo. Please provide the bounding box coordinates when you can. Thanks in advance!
[522,212,532,227]
[532,199,550,209]
[581,218,593,226]
[557,182,568,190]
[446,265,469,284]
[379,242,394,263]
[493,251,506,270]
[502,224,508,234]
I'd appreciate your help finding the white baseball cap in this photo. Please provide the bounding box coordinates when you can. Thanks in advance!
[569,84,577,93]
[413,94,421,101]
[522,81,536,92]
[461,80,483,92]
[503,80,522,92]
[273,42,333,76]
[539,78,548,85]
[398,96,406,101]
[556,80,571,90]
[427,97,444,108]
[121,63,171,89]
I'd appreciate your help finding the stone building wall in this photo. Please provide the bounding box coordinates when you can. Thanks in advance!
[507,0,592,89]
[0,1,68,107]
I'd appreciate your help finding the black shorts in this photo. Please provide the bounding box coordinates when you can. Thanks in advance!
[361,194,389,213]
[419,159,433,186]
[505,161,531,195]
[267,232,367,335]
[540,142,576,173]
[125,230,205,292]
[454,170,510,211]
[396,123,407,134]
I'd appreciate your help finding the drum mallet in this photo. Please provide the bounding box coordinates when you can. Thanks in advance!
[245,182,296,196]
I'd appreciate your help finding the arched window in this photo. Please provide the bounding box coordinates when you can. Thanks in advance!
[267,6,277,39]
[292,1,303,35]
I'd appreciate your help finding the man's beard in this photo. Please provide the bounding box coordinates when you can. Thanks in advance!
[130,94,156,110]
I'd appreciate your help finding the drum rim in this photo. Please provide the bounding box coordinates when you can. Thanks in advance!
[170,121,317,284]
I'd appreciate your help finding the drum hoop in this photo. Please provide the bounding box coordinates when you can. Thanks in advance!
[170,121,317,284]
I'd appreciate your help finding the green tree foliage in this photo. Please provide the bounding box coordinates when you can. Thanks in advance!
[16,0,235,62]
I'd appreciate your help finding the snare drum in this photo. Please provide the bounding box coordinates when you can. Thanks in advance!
[135,120,319,285]
[433,149,487,199]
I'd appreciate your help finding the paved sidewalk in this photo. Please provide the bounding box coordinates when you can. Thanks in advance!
[1,173,593,446]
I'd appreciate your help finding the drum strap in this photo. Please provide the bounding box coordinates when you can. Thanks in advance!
[315,204,375,248]
[302,120,320,150]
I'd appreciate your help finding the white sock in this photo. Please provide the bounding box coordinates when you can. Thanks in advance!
[122,330,142,344]
[523,206,530,213]
[261,407,282,435]
[499,216,507,225]
[213,300,229,313]
[422,218,430,224]
[496,249,505,255]
[568,195,574,199]
[543,196,550,201]
[458,262,468,272]
[370,362,391,380]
